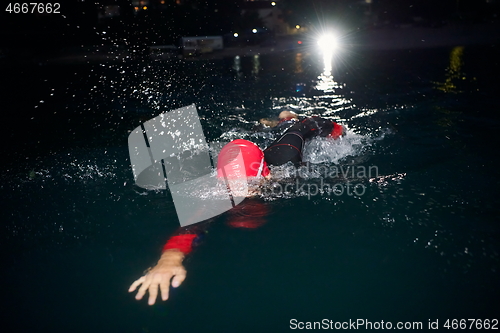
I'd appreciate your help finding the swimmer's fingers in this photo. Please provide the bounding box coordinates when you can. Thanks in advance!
[171,267,187,288]
[128,276,145,293]
[129,273,172,305]
[134,277,153,301]
[150,270,184,304]
[159,279,170,302]
[157,267,186,301]
[130,250,186,304]
[147,276,162,306]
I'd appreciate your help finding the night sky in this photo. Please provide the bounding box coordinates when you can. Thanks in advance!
[1,0,497,51]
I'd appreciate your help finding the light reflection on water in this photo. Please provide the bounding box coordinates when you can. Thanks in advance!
[252,54,260,78]
[233,55,242,79]
[434,46,466,93]
[209,49,403,223]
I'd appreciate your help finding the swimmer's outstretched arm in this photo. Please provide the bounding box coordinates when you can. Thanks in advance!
[129,222,209,305]
[128,249,186,306]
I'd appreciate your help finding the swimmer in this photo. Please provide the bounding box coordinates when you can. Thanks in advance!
[129,115,345,305]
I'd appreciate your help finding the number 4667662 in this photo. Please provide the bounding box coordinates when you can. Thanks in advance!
[6,3,61,14]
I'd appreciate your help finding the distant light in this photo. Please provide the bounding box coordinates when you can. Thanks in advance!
[296,25,300,29]
[134,6,139,11]
[297,41,302,44]
[142,6,147,10]
[318,33,339,53]
[252,29,257,34]
[234,33,239,37]
[160,0,165,4]
[271,2,276,6]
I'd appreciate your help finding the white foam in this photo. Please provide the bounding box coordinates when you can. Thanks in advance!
[302,130,367,164]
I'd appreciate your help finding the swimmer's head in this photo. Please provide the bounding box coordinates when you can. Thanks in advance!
[217,139,270,180]
[278,110,298,121]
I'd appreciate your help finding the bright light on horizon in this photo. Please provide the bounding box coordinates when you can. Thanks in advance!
[317,33,342,77]
[317,33,339,53]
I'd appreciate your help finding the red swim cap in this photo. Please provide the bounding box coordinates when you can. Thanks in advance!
[217,139,270,179]
[330,122,344,139]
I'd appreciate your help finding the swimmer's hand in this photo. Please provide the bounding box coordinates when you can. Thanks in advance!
[128,249,186,305]
[259,118,279,127]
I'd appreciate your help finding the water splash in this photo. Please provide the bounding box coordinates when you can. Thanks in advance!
[302,130,368,164]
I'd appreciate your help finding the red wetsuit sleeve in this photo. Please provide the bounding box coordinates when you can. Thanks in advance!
[163,234,198,254]
[161,221,210,255]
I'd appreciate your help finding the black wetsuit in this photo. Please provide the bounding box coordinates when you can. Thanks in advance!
[264,117,334,166]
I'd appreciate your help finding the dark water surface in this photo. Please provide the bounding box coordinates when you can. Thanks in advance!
[1,45,499,332]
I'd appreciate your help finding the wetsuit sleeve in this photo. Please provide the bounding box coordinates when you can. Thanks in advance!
[162,221,210,255]
[302,116,334,138]
[264,126,305,166]
[263,116,339,166]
